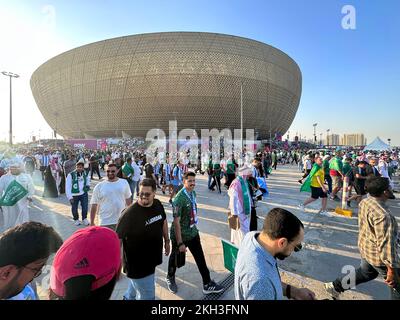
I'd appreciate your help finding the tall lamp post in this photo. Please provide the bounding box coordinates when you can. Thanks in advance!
[326,129,330,146]
[269,116,272,148]
[388,138,391,147]
[54,112,59,149]
[313,123,317,145]
[2,71,19,145]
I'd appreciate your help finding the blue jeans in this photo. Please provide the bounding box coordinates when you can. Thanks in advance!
[333,258,400,300]
[124,274,155,300]
[71,193,88,221]
[132,180,139,198]
[127,180,135,200]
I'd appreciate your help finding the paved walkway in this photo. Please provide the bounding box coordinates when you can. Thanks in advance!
[1,165,399,300]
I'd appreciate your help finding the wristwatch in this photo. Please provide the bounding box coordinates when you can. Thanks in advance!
[177,242,184,248]
[286,284,292,299]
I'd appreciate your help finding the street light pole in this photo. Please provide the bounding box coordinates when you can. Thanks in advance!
[326,129,330,146]
[2,71,19,146]
[54,112,59,149]
[269,116,272,148]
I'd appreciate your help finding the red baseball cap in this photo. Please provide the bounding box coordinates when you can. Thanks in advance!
[50,226,121,297]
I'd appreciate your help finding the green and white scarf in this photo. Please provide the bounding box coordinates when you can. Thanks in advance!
[238,176,251,216]
[71,171,89,194]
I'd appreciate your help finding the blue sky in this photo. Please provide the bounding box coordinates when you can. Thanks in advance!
[0,0,399,145]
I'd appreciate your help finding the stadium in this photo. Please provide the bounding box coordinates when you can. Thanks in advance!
[30,32,302,139]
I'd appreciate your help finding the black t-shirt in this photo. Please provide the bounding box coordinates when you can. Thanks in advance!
[116,199,166,279]
[352,167,367,188]
[90,156,99,168]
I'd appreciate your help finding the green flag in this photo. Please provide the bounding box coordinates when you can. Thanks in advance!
[221,239,239,273]
[300,163,322,193]
[329,157,343,172]
[121,163,134,179]
[0,180,28,206]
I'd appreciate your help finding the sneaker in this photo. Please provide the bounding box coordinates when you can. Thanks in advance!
[74,220,81,226]
[166,276,177,293]
[298,203,305,211]
[298,179,303,184]
[82,219,90,226]
[324,282,341,300]
[320,211,332,217]
[203,280,224,294]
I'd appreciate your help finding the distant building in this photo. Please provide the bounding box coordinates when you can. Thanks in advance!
[327,134,340,146]
[342,134,366,147]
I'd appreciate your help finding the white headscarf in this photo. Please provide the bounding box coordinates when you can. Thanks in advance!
[238,165,252,177]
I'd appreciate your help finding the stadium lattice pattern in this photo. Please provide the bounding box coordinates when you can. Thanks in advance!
[30,32,302,139]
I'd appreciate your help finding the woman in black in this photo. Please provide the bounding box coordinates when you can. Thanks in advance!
[43,165,59,198]
[247,176,260,231]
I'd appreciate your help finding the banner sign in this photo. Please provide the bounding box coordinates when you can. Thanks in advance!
[65,139,98,149]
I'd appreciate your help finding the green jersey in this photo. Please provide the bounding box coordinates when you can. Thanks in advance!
[170,188,199,243]
[342,162,352,176]
[226,160,236,174]
[212,163,221,177]
[323,159,330,175]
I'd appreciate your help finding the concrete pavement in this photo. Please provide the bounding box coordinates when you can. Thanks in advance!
[1,164,399,300]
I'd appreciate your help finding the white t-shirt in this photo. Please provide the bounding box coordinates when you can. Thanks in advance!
[378,161,389,178]
[304,159,312,170]
[132,162,141,182]
[90,178,132,225]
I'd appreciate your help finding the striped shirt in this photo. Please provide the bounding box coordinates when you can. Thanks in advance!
[358,197,400,268]
[41,155,50,167]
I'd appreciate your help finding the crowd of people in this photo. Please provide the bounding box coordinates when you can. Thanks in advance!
[0,142,399,300]
[298,147,398,216]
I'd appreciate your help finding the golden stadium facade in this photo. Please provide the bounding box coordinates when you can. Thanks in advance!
[30,32,302,139]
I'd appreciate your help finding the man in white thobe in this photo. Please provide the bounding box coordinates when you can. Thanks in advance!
[228,165,253,247]
[0,160,35,231]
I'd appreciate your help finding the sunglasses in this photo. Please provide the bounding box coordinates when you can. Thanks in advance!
[139,192,153,198]
[106,170,117,173]
[294,243,303,252]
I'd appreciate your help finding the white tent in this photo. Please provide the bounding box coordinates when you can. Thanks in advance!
[363,137,391,152]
